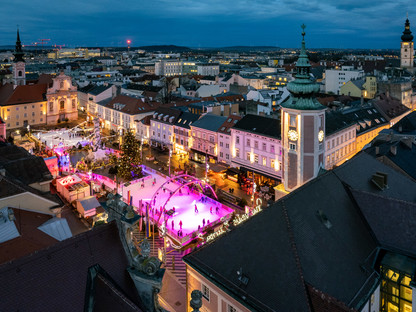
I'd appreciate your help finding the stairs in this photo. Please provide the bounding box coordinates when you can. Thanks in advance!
[133,230,188,287]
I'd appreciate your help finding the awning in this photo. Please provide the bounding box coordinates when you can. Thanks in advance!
[226,167,240,175]
[209,162,229,173]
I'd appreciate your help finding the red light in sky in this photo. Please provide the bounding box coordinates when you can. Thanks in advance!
[127,40,131,45]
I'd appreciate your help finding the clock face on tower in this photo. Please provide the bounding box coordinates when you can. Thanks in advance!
[288,130,299,141]
[318,130,324,142]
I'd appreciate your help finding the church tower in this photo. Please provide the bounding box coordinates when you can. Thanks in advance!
[13,29,26,87]
[281,25,326,192]
[400,16,414,70]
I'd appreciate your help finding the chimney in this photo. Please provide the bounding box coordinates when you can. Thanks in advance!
[390,145,397,156]
[371,172,388,190]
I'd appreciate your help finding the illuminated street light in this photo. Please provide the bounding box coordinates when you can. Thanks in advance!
[169,148,172,177]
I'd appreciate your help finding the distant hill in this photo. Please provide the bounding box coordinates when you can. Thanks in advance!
[199,46,280,52]
[137,45,191,52]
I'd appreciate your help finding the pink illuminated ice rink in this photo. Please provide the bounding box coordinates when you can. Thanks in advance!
[120,168,234,237]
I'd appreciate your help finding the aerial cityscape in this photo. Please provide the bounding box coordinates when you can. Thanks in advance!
[0,2,416,312]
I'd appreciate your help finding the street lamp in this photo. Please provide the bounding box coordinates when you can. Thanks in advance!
[141,137,144,161]
[168,148,172,177]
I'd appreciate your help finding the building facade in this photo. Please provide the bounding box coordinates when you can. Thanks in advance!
[324,66,364,94]
[281,26,326,192]
[231,115,282,181]
[400,17,414,70]
[46,72,78,124]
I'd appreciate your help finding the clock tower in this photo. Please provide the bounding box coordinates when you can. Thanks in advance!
[281,25,326,192]
[400,16,414,71]
[12,29,26,87]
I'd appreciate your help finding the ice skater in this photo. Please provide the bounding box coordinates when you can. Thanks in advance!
[210,206,213,214]
[194,204,198,213]
[202,219,205,227]
[179,220,182,229]
[171,220,174,230]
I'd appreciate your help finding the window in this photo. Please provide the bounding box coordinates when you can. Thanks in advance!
[289,143,296,151]
[290,115,297,127]
[262,143,267,151]
[270,145,275,153]
[254,154,258,163]
[16,114,19,119]
[271,159,275,169]
[220,142,223,147]
[246,152,251,161]
[254,141,258,149]
[228,305,237,312]
[262,156,267,166]
[72,99,76,108]
[236,136,240,144]
[24,106,27,110]
[236,148,240,158]
[226,143,229,148]
[226,154,229,160]
[16,121,19,126]
[60,81,64,89]
[220,152,223,157]
[201,284,210,301]
[246,139,250,147]
[32,112,35,116]
[60,101,65,110]
[24,113,27,117]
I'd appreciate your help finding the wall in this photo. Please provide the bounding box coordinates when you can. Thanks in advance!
[1,101,47,129]
[186,265,252,312]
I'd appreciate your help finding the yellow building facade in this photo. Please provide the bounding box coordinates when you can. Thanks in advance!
[340,76,377,99]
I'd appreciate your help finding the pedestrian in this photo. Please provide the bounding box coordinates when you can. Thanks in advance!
[153,177,156,184]
[202,219,205,227]
[179,220,182,229]
[216,206,219,214]
[210,206,213,214]
[171,220,174,230]
[177,230,180,236]
[194,204,198,213]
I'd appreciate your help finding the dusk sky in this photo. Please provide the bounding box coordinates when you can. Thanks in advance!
[1,0,415,49]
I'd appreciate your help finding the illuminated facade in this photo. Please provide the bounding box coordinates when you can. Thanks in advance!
[46,72,78,124]
[280,25,326,192]
[400,17,414,70]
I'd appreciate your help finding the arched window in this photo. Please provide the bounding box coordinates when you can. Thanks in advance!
[18,71,22,77]
[72,99,76,108]
[49,102,53,112]
[60,100,65,110]
[60,81,64,89]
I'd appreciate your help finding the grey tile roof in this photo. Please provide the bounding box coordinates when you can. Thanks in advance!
[233,114,281,139]
[184,152,416,311]
[190,114,227,132]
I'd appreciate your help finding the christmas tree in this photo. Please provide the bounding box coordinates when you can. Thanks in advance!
[117,130,143,181]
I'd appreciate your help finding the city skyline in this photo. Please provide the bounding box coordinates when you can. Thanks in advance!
[1,0,415,49]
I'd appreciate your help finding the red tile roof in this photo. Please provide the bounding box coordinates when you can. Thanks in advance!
[0,83,47,106]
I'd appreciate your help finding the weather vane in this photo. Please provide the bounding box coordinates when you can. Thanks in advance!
[301,24,306,40]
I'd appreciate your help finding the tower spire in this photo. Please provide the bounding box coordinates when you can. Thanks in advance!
[13,28,25,63]
[281,24,323,109]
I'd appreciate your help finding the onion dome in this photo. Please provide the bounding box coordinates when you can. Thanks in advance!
[401,18,414,42]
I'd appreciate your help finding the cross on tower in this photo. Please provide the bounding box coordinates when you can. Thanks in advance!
[301,24,306,40]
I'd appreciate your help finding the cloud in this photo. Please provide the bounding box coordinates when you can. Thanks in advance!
[0,0,414,48]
